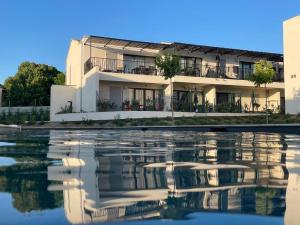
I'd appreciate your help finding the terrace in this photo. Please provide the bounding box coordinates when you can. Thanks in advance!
[84,57,284,82]
[83,36,284,82]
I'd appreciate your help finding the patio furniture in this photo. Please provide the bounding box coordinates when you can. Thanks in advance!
[145,66,156,75]
[116,67,124,73]
[138,104,144,111]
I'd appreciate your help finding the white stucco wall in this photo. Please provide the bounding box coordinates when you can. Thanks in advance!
[204,86,216,104]
[50,85,77,121]
[164,81,172,111]
[66,40,82,86]
[81,71,99,112]
[284,15,300,114]
[51,111,263,122]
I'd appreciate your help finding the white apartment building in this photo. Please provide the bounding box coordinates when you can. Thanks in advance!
[50,35,285,121]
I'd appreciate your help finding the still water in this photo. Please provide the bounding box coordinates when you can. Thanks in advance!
[0,130,299,225]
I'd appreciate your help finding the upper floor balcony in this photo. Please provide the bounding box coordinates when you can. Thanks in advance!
[84,57,284,82]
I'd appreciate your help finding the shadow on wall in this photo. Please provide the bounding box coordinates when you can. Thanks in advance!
[285,88,300,114]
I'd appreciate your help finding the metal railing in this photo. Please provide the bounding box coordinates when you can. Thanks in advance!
[84,57,284,82]
[85,57,158,75]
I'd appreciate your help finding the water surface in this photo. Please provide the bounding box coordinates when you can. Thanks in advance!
[0,130,299,225]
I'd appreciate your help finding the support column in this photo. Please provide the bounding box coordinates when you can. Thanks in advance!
[268,89,281,112]
[204,86,216,105]
[164,83,172,111]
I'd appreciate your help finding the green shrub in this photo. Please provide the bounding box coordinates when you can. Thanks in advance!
[97,99,117,112]
[57,105,72,114]
[131,99,140,111]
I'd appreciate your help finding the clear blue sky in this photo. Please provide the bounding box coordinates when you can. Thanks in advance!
[0,0,299,83]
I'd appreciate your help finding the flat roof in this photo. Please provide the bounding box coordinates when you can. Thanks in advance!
[87,35,283,62]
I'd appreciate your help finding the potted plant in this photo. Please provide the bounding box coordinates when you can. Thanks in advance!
[253,102,260,112]
[122,100,130,111]
[131,99,140,111]
[97,99,116,112]
[145,98,154,111]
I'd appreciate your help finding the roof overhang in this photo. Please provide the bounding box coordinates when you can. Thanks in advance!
[164,42,283,62]
[85,36,283,62]
[86,35,168,50]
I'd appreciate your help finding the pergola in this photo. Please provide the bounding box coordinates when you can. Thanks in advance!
[85,35,283,62]
[163,42,283,62]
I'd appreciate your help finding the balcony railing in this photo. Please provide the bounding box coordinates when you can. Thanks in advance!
[85,57,158,75]
[84,57,284,82]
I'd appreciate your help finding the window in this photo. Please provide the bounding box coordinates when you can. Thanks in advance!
[180,57,201,76]
[216,93,236,105]
[123,55,155,74]
[239,62,253,79]
[173,90,203,111]
[126,88,163,110]
[128,88,134,102]
[135,89,144,105]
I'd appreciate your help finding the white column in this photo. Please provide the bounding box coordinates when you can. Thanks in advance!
[204,86,216,105]
[164,83,172,111]
[284,16,300,114]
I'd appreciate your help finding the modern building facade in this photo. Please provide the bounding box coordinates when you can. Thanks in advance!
[50,35,285,121]
[284,15,300,114]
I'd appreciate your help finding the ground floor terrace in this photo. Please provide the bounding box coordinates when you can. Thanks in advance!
[50,71,284,122]
[98,81,284,113]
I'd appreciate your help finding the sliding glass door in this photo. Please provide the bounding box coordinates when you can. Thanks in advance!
[127,88,163,111]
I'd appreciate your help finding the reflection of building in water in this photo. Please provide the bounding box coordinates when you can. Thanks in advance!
[47,131,288,224]
[284,135,300,225]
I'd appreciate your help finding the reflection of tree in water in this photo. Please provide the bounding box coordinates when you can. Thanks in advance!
[255,187,286,216]
[0,163,63,213]
[0,130,62,213]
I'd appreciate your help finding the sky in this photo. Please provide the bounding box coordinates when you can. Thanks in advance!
[0,0,299,83]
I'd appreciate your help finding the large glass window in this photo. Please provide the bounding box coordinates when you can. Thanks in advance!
[126,88,163,111]
[173,90,203,112]
[124,55,155,74]
[135,89,144,106]
[180,57,201,76]
[239,62,253,79]
[128,89,134,102]
[216,92,241,113]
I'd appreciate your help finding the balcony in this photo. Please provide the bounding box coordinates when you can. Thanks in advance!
[85,57,158,75]
[84,57,284,82]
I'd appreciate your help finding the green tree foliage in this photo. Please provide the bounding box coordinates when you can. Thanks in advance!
[247,60,275,87]
[0,163,63,213]
[247,60,275,123]
[53,72,65,85]
[155,54,181,80]
[3,62,65,106]
[155,54,181,119]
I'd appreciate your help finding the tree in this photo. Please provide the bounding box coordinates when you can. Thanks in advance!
[155,54,181,119]
[3,62,65,106]
[247,60,275,123]
[53,72,65,85]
